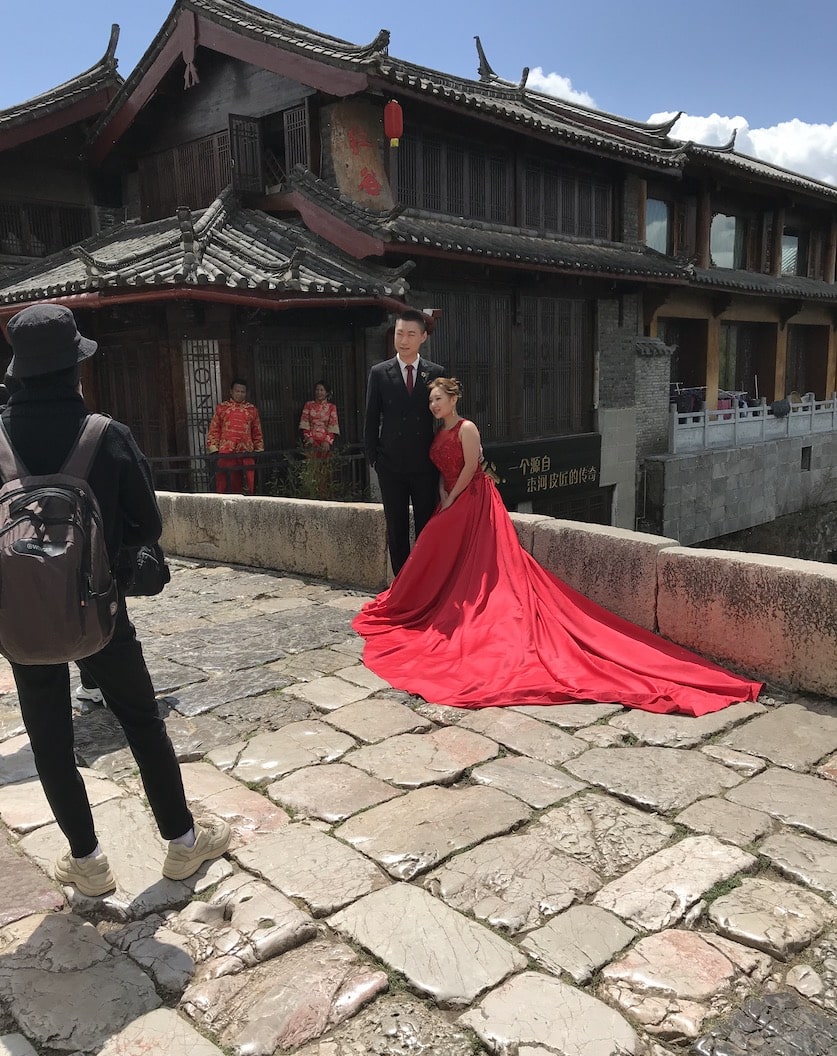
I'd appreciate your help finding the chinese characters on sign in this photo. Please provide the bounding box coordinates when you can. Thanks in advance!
[358,167,382,197]
[483,434,602,505]
[347,126,372,155]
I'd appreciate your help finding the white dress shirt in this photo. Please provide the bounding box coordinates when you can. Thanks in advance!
[396,354,421,389]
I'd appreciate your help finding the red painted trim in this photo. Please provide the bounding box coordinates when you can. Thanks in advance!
[0,287,407,328]
[89,12,196,165]
[283,190,385,259]
[196,20,368,96]
[0,88,116,152]
[90,13,368,165]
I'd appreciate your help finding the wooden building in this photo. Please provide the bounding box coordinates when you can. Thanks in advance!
[2,0,836,540]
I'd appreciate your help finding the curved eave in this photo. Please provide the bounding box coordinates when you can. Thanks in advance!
[682,143,837,203]
[372,70,684,169]
[689,266,837,303]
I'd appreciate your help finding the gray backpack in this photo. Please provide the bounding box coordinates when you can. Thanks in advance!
[0,415,118,665]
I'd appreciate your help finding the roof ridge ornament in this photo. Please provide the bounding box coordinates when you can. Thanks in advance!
[102,24,120,71]
[474,36,497,83]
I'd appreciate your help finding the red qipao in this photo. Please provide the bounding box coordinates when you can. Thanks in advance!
[353,420,763,715]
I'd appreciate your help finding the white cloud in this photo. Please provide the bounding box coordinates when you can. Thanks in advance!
[649,110,837,186]
[527,67,596,109]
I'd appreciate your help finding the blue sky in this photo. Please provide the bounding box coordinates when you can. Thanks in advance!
[3,0,836,180]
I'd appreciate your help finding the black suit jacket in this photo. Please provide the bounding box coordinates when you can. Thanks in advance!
[364,356,445,475]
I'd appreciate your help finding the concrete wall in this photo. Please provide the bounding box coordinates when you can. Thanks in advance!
[156,491,837,696]
[645,433,837,545]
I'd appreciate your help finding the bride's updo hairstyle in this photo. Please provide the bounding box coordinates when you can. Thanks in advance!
[429,376,462,399]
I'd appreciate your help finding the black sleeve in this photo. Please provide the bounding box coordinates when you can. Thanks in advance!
[113,424,163,547]
[364,366,383,466]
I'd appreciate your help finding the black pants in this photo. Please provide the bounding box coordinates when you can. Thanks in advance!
[12,596,192,858]
[376,465,439,575]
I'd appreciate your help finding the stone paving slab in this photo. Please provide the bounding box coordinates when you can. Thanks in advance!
[533,791,675,879]
[601,929,773,1040]
[0,701,24,743]
[470,754,587,808]
[179,761,290,842]
[0,827,63,927]
[223,721,356,785]
[266,762,401,822]
[106,873,318,995]
[459,970,639,1055]
[290,994,477,1056]
[0,769,123,834]
[0,735,35,787]
[758,830,837,900]
[693,990,837,1055]
[0,913,161,1055]
[718,701,837,771]
[320,697,433,742]
[456,707,587,765]
[181,937,388,1056]
[168,668,295,716]
[700,744,767,776]
[565,747,742,813]
[0,1036,38,1056]
[424,833,600,934]
[708,876,836,958]
[510,702,624,727]
[608,700,765,748]
[284,676,374,711]
[675,796,774,846]
[593,835,756,931]
[329,883,526,1006]
[19,796,232,920]
[344,726,499,787]
[335,785,531,880]
[208,692,317,737]
[232,823,390,915]
[521,904,636,983]
[97,1008,226,1056]
[142,657,210,695]
[726,767,837,841]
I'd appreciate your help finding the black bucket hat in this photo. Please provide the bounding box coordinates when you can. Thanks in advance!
[6,304,97,378]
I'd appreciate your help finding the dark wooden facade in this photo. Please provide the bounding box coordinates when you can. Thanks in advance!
[3,0,837,531]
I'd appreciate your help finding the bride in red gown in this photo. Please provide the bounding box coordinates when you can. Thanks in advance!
[352,378,762,715]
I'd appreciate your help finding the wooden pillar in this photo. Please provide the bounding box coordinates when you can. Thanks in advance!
[770,207,785,277]
[827,325,837,397]
[705,315,720,410]
[696,188,712,268]
[826,221,837,285]
[774,323,788,400]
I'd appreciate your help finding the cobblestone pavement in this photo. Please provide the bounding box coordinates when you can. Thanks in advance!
[1,560,837,1055]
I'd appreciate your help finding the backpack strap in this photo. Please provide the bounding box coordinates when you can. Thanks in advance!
[62,414,111,482]
[0,420,29,483]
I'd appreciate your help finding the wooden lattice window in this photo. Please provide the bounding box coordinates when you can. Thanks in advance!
[139,131,232,220]
[283,104,310,172]
[523,163,612,238]
[0,199,91,256]
[97,337,166,458]
[394,129,511,222]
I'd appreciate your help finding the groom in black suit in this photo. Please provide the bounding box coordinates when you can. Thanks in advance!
[364,310,445,575]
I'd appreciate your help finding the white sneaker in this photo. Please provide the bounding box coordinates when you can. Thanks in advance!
[74,684,105,704]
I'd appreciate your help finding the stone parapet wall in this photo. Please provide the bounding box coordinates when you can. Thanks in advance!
[156,491,836,695]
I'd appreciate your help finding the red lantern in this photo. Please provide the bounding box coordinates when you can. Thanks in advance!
[383,99,403,148]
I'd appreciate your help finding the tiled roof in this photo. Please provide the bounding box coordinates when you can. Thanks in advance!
[0,188,410,305]
[681,143,837,202]
[689,265,837,303]
[287,169,686,280]
[0,27,122,135]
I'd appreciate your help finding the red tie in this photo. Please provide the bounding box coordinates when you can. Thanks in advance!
[406,363,414,394]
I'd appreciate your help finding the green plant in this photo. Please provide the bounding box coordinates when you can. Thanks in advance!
[265,449,365,502]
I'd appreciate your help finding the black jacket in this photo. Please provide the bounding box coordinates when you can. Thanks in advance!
[0,386,162,564]
[364,356,445,475]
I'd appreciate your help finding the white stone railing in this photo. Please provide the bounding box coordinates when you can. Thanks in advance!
[669,394,837,453]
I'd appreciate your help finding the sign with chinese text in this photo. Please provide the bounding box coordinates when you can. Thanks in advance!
[482,433,602,505]
[325,99,394,211]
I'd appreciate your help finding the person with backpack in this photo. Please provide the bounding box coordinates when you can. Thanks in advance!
[0,303,231,896]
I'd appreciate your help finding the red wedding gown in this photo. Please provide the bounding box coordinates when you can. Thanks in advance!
[353,420,763,715]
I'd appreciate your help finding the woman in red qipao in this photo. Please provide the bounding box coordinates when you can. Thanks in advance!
[352,378,763,716]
